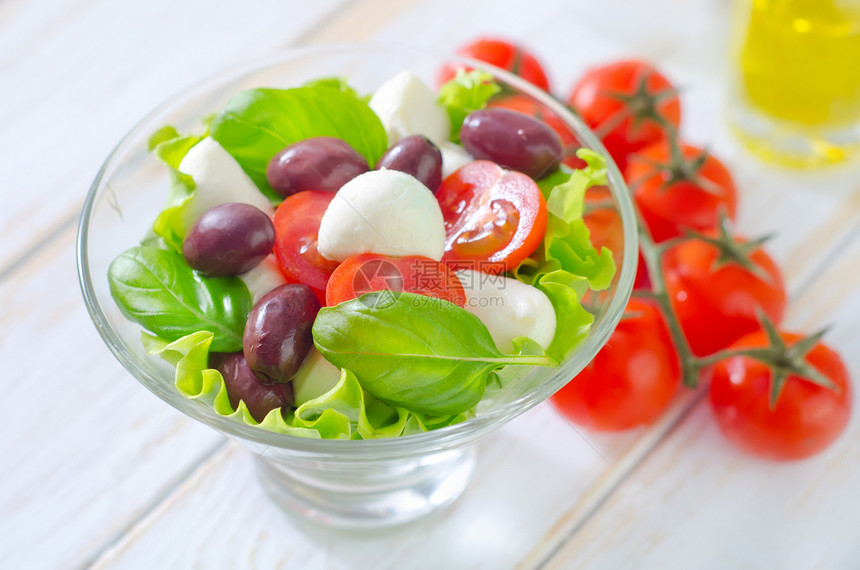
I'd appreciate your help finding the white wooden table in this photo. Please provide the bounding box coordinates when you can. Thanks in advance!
[3,1,859,568]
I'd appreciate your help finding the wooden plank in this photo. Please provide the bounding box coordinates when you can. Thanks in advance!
[0,0,345,277]
[539,228,860,569]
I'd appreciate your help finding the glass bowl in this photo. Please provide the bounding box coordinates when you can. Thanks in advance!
[77,44,637,529]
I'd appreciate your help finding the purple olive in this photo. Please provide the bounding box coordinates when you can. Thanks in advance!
[182,203,275,276]
[266,136,369,197]
[243,284,321,383]
[209,351,294,422]
[375,135,443,192]
[459,108,563,179]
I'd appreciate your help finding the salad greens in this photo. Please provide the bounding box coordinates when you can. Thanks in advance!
[209,85,389,199]
[109,71,617,440]
[109,246,251,352]
[438,69,502,143]
[313,292,551,415]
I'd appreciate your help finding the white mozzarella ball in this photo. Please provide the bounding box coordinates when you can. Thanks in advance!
[317,169,446,262]
[369,71,450,147]
[291,349,342,406]
[457,269,557,353]
[178,137,273,230]
[238,254,287,304]
[438,141,473,179]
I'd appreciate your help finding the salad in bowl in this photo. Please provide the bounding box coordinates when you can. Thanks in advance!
[78,45,637,527]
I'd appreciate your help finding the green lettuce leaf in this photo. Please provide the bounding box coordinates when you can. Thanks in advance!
[108,246,252,352]
[142,330,468,439]
[438,69,501,142]
[514,149,616,291]
[209,85,388,198]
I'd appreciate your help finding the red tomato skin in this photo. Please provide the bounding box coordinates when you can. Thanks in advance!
[663,237,786,357]
[550,298,681,431]
[438,38,551,91]
[325,253,466,308]
[437,160,547,273]
[272,191,340,304]
[709,332,852,461]
[568,60,680,171]
[626,141,738,243]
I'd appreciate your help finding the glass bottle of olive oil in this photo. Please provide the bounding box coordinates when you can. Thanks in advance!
[728,0,860,167]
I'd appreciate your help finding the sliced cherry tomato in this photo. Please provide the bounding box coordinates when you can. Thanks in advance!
[437,37,551,91]
[325,253,466,307]
[550,297,681,431]
[568,60,680,171]
[663,235,786,357]
[709,330,851,460]
[437,160,547,273]
[625,141,738,243]
[272,191,339,304]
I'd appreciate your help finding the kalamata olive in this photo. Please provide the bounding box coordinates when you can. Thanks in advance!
[266,136,369,197]
[209,351,294,422]
[182,203,275,277]
[375,135,443,192]
[243,283,321,383]
[459,108,563,180]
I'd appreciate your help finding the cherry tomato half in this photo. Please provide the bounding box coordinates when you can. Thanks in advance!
[325,253,466,308]
[437,37,551,91]
[568,60,681,171]
[626,141,738,243]
[272,191,340,304]
[663,236,786,357]
[550,297,681,431]
[437,160,547,273]
[709,331,851,461]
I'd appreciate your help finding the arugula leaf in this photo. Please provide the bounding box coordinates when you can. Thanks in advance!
[438,69,501,142]
[108,246,251,352]
[312,292,551,416]
[514,149,615,291]
[209,85,388,197]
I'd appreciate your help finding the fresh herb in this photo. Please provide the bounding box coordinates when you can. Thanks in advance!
[312,292,551,415]
[209,85,388,198]
[108,246,252,352]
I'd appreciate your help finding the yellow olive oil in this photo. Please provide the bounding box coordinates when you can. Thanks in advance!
[739,0,860,127]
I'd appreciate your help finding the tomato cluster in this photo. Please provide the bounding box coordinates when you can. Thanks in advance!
[448,37,851,460]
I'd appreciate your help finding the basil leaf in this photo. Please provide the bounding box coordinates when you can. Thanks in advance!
[438,69,501,142]
[312,292,550,416]
[209,85,388,197]
[108,246,251,352]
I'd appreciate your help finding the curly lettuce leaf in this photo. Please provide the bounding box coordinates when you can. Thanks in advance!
[438,69,501,142]
[142,331,469,439]
[514,149,616,291]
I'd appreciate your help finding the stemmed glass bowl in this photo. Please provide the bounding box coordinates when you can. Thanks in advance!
[77,44,637,529]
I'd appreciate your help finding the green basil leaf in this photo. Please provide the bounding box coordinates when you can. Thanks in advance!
[108,246,251,352]
[312,292,550,416]
[209,85,388,197]
[438,69,501,143]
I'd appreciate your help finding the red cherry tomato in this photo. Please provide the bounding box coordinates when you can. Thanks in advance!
[438,37,551,91]
[663,236,786,357]
[325,253,466,308]
[272,191,339,304]
[709,331,852,460]
[550,297,681,431]
[568,60,680,171]
[625,141,738,243]
[437,160,547,273]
